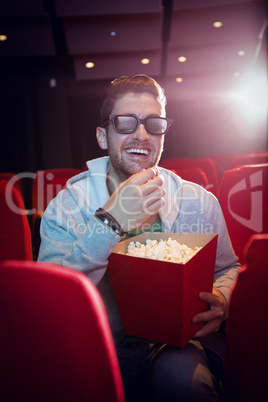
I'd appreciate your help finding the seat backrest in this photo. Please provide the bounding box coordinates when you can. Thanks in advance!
[0,172,24,197]
[0,180,32,261]
[231,151,268,169]
[207,153,234,183]
[32,168,82,215]
[0,260,125,402]
[218,164,268,263]
[172,167,209,189]
[224,234,268,402]
[31,169,82,259]
[160,157,219,197]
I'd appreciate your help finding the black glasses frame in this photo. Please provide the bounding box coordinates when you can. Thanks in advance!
[103,114,174,135]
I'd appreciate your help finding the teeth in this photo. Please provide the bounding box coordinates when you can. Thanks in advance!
[126,148,149,155]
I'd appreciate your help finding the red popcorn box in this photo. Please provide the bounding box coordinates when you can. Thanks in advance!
[108,232,218,348]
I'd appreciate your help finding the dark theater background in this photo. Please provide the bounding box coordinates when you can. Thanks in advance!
[0,0,267,176]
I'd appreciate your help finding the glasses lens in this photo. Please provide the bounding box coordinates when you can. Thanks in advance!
[146,118,167,134]
[114,115,137,133]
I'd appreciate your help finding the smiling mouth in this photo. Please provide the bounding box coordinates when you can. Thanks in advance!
[126,148,150,156]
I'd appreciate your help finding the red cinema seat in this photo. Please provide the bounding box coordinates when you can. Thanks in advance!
[0,260,125,402]
[0,172,24,197]
[0,180,32,261]
[208,154,234,183]
[231,151,268,169]
[171,167,209,189]
[31,168,81,259]
[219,164,268,263]
[224,234,268,402]
[160,157,219,197]
[32,168,82,217]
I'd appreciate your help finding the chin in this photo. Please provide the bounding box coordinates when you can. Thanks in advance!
[110,156,159,181]
[129,161,155,174]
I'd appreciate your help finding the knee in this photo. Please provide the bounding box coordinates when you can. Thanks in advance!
[190,363,219,401]
[148,346,219,402]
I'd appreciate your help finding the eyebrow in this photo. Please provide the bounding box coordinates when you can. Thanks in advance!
[119,113,162,118]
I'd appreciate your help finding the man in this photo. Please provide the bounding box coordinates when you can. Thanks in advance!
[38,74,240,401]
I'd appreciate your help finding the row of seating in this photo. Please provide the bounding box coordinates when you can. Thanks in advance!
[0,180,33,261]
[0,151,267,263]
[161,152,268,264]
[0,169,81,260]
[2,150,267,214]
[160,156,219,196]
[0,234,266,401]
[0,171,125,401]
[160,150,268,198]
[0,151,267,401]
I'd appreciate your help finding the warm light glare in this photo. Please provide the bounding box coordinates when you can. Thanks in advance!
[85,62,95,69]
[0,35,7,41]
[213,21,223,28]
[227,67,268,127]
[176,77,183,83]
[178,56,187,62]
[238,50,245,56]
[141,58,150,65]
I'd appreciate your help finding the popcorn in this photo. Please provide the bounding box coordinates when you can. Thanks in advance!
[126,238,202,264]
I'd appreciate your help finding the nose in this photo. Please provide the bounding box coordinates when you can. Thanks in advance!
[132,123,150,141]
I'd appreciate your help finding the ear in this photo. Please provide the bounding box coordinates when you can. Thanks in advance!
[96,127,108,150]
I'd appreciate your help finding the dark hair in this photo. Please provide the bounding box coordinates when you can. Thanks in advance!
[100,74,167,125]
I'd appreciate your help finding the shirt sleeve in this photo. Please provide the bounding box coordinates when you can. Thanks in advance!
[205,194,241,303]
[38,190,120,286]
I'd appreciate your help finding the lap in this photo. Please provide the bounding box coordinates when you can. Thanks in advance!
[116,332,225,402]
[148,337,224,401]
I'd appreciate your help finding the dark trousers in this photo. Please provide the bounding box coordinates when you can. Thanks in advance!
[116,332,225,402]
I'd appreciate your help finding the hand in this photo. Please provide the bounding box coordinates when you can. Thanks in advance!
[192,287,228,337]
[103,167,165,232]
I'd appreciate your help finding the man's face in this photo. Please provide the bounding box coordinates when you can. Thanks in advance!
[104,92,165,183]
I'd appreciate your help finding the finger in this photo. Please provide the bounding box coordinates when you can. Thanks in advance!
[194,319,222,337]
[142,182,165,199]
[130,167,160,185]
[198,291,221,306]
[151,166,160,176]
[143,197,165,215]
[142,175,164,196]
[149,174,164,187]
[144,188,166,207]
[192,309,224,324]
